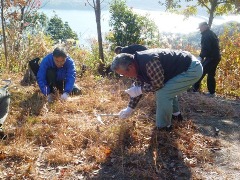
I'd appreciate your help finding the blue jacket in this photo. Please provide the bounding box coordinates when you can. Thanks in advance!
[37,53,76,95]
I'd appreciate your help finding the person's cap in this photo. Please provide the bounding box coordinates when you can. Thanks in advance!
[198,22,208,29]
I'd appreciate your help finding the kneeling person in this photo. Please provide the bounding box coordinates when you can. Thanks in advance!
[37,47,80,102]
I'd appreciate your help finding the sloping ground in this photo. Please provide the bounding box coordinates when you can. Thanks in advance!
[181,93,240,179]
[0,74,239,179]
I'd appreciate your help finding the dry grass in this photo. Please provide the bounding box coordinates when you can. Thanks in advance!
[0,73,239,179]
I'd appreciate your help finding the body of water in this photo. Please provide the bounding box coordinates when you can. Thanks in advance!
[40,8,240,46]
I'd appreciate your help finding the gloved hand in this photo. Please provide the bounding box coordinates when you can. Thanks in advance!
[47,93,54,103]
[125,86,142,98]
[61,92,69,101]
[197,56,202,61]
[119,107,134,119]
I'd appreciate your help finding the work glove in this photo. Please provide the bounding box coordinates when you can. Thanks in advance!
[197,56,202,61]
[119,107,134,119]
[47,93,54,103]
[125,86,142,98]
[61,92,69,101]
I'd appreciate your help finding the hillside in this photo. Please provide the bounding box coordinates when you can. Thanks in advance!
[0,73,239,179]
[41,0,164,10]
[159,21,240,50]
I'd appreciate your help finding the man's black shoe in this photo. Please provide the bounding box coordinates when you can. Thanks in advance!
[155,125,173,132]
[187,87,198,92]
[172,113,183,122]
[0,126,5,139]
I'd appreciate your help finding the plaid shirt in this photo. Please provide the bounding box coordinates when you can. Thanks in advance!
[128,58,164,109]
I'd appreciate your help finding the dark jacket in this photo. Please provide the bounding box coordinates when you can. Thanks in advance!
[121,44,147,54]
[37,53,76,95]
[200,29,221,61]
[134,49,192,84]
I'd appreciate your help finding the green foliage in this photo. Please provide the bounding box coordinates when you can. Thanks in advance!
[107,0,159,46]
[24,12,49,33]
[216,27,240,96]
[62,22,78,40]
[159,0,240,26]
[46,14,78,42]
[215,3,236,15]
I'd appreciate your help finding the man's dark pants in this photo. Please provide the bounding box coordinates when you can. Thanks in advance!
[47,68,81,95]
[193,58,220,94]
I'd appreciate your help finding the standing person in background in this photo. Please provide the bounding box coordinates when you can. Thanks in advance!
[192,22,221,97]
[114,44,147,55]
[111,49,203,130]
[37,47,81,103]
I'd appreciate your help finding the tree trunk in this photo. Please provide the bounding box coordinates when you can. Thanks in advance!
[1,0,8,69]
[208,0,218,28]
[94,0,105,75]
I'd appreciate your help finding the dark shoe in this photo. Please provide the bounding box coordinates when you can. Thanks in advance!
[71,84,82,96]
[0,125,5,139]
[187,87,198,93]
[172,113,183,122]
[204,92,216,98]
[155,125,173,132]
[71,86,82,95]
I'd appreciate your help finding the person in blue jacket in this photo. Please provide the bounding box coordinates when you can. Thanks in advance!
[37,47,80,102]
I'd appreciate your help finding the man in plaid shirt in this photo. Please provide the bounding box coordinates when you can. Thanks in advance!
[111,48,203,130]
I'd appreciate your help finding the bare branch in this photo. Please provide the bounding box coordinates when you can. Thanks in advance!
[198,0,211,11]
[86,0,94,8]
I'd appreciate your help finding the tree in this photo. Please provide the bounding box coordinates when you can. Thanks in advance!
[108,0,159,46]
[0,0,8,68]
[24,12,49,34]
[85,0,105,76]
[0,0,42,69]
[63,22,78,40]
[158,0,240,28]
[46,14,78,42]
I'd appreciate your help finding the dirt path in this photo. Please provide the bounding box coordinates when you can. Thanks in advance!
[182,93,240,179]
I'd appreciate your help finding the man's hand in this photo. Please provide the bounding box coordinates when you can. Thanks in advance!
[125,86,142,98]
[119,107,134,119]
[61,92,69,101]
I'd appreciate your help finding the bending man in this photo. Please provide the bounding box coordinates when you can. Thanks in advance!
[111,49,203,130]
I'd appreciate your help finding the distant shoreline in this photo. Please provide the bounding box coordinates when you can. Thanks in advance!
[40,0,163,11]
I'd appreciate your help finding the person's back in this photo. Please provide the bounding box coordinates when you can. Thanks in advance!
[114,44,147,54]
[134,48,192,83]
[200,28,221,61]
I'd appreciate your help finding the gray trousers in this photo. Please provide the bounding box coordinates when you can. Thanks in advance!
[0,88,10,125]
[155,56,203,128]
